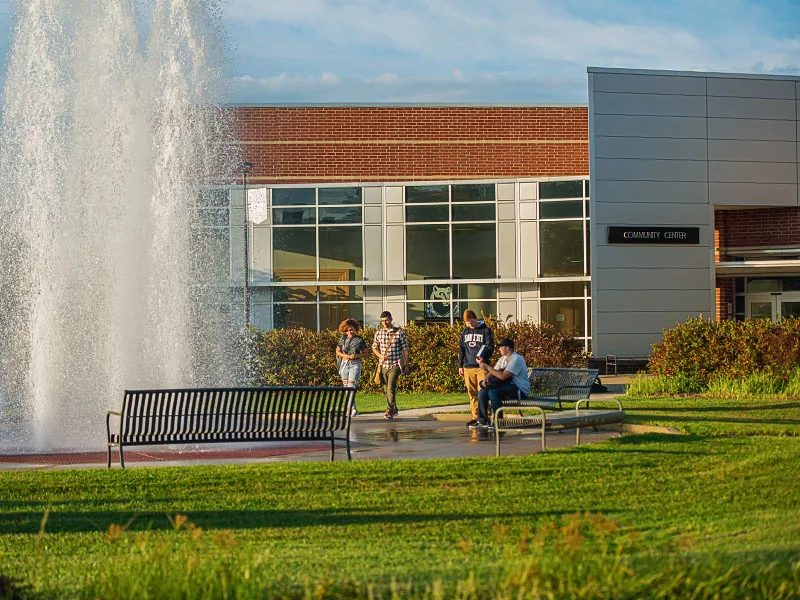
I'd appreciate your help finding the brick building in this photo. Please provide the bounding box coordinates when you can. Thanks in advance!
[210,68,800,356]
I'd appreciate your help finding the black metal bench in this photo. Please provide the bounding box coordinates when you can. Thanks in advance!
[106,386,355,468]
[492,368,624,456]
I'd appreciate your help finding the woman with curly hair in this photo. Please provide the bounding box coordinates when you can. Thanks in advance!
[336,318,368,416]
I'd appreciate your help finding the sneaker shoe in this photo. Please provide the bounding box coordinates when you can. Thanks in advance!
[350,408,358,418]
[390,407,399,417]
[477,421,490,428]
[384,410,393,420]
[466,419,480,429]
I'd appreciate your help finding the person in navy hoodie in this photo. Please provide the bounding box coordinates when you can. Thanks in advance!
[458,309,494,428]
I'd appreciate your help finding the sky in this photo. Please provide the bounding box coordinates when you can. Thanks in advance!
[1,0,800,104]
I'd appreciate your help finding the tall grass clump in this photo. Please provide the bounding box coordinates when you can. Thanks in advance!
[626,372,705,397]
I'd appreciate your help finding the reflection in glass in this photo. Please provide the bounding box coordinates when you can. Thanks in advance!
[406,185,448,203]
[406,205,449,223]
[747,279,780,293]
[452,184,494,202]
[539,180,584,199]
[406,286,425,301]
[541,299,585,335]
[407,302,426,322]
[452,203,495,221]
[539,200,583,219]
[453,224,495,279]
[272,188,316,206]
[319,226,363,281]
[273,208,314,225]
[750,302,772,320]
[540,281,584,298]
[406,225,449,279]
[273,228,316,281]
[273,304,317,329]
[319,207,362,224]
[320,303,364,330]
[271,286,317,302]
[454,283,497,299]
[540,221,584,277]
[318,187,362,205]
[319,285,363,301]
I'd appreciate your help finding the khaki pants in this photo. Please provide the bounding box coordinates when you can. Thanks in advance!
[463,367,485,420]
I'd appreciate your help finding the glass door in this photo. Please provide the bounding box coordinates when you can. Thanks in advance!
[779,293,800,319]
[747,294,776,320]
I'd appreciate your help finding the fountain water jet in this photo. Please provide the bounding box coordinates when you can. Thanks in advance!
[0,0,242,451]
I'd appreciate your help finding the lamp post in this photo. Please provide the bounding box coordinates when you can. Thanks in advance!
[239,161,254,327]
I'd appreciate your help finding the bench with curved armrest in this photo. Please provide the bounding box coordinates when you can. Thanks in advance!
[491,368,624,456]
[106,386,355,468]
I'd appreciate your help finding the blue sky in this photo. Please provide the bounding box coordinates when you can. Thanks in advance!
[1,0,800,103]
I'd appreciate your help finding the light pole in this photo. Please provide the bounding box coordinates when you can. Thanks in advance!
[239,161,254,327]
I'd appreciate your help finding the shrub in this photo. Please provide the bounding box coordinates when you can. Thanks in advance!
[649,317,800,385]
[246,318,587,393]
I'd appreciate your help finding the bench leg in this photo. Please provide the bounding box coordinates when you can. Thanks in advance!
[330,438,335,462]
[346,436,352,461]
[107,445,112,469]
[541,420,547,452]
[576,427,581,445]
[119,446,126,469]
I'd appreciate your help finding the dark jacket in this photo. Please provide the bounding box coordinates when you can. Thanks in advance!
[458,322,494,368]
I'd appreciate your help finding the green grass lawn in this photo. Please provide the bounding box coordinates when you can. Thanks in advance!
[355,392,467,414]
[1,395,799,599]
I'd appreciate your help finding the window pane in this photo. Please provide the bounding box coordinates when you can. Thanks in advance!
[406,185,448,204]
[273,208,315,225]
[452,184,495,202]
[406,286,425,300]
[272,188,316,206]
[320,303,363,331]
[406,225,449,279]
[272,286,316,302]
[541,298,585,335]
[319,226,363,281]
[422,284,454,320]
[540,180,584,199]
[747,279,780,293]
[453,224,496,279]
[407,302,426,322]
[734,278,745,293]
[540,281,584,298]
[539,200,583,219]
[406,205,449,222]
[540,221,584,277]
[454,283,497,299]
[452,203,495,221]
[320,285,363,301]
[273,228,316,281]
[319,207,362,224]
[273,304,317,329]
[461,300,497,320]
[318,187,362,205]
[585,199,590,217]
[735,295,745,313]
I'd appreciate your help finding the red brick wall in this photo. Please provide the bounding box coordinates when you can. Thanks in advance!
[716,207,800,250]
[716,278,735,321]
[234,106,589,184]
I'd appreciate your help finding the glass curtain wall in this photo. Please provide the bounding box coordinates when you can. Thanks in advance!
[272,187,364,329]
[405,184,497,322]
[538,179,591,347]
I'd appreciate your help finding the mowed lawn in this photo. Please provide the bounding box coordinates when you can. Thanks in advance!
[0,396,798,599]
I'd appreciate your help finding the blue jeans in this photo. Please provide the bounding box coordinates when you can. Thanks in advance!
[477,381,519,425]
[338,360,362,386]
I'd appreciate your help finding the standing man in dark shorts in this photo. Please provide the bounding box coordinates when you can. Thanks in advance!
[458,309,494,428]
[372,311,410,420]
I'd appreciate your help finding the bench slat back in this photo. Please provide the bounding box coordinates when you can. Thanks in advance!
[528,368,599,402]
[119,387,352,443]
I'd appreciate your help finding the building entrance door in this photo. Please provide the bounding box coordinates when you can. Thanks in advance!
[746,293,800,321]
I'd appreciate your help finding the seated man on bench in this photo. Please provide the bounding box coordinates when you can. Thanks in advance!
[474,337,531,429]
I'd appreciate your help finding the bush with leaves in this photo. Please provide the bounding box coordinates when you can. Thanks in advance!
[649,316,800,384]
[246,318,588,393]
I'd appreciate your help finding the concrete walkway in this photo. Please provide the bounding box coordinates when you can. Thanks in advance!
[0,390,629,470]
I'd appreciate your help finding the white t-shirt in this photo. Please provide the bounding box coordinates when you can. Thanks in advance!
[495,352,530,396]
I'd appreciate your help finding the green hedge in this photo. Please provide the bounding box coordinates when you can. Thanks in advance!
[247,318,587,393]
[649,317,800,385]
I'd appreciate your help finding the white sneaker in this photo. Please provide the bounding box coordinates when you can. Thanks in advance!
[350,407,358,418]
